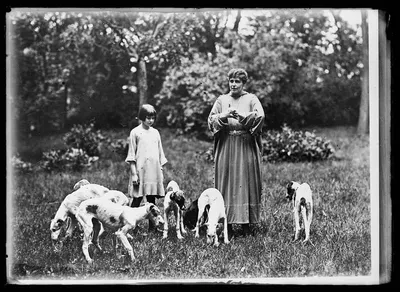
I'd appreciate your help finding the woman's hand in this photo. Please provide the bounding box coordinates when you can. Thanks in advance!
[221,108,238,120]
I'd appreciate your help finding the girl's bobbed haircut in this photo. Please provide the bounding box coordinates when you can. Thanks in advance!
[138,104,157,121]
[227,68,248,84]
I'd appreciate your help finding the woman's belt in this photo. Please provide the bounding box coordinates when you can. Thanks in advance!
[228,130,249,136]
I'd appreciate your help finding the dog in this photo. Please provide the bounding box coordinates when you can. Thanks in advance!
[286,181,313,243]
[73,179,91,191]
[76,199,164,264]
[183,198,199,231]
[194,188,229,246]
[102,190,130,206]
[50,182,110,247]
[162,180,187,239]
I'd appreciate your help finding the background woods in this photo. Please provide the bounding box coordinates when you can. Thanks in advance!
[9,9,365,139]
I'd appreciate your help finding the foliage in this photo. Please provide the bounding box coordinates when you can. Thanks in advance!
[198,125,335,163]
[11,155,34,173]
[155,52,234,136]
[40,148,98,172]
[63,123,106,157]
[109,138,129,158]
[9,10,363,137]
[262,124,335,162]
[156,10,362,137]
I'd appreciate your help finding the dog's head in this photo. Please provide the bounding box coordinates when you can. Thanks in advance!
[146,203,165,226]
[183,199,198,230]
[170,190,186,210]
[73,179,90,191]
[50,218,65,241]
[50,217,70,251]
[286,181,301,200]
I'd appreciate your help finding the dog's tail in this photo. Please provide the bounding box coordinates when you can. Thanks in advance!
[300,197,306,207]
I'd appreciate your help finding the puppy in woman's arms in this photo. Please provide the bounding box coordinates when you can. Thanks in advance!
[286,181,313,244]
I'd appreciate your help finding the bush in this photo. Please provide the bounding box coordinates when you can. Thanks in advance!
[200,125,335,163]
[262,125,335,162]
[11,155,34,173]
[63,123,106,157]
[41,148,99,172]
[110,138,129,158]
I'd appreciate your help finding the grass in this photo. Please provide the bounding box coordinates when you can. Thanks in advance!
[7,126,371,283]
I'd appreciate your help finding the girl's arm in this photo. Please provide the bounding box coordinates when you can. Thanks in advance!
[126,130,139,184]
[130,162,139,184]
[157,131,168,167]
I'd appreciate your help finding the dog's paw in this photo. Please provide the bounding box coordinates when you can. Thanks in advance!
[177,234,183,240]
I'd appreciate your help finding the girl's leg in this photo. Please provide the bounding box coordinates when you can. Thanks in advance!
[228,224,234,240]
[131,197,143,208]
[242,223,251,236]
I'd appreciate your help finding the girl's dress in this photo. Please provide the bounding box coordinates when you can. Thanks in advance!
[208,91,265,224]
[125,125,167,199]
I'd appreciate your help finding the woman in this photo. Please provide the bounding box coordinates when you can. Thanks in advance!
[208,68,265,238]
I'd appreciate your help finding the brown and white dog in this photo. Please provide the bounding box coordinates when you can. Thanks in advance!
[76,199,164,264]
[162,180,187,239]
[286,181,313,243]
[194,188,229,247]
[50,182,109,247]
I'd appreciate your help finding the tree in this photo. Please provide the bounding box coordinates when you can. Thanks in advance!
[357,10,369,134]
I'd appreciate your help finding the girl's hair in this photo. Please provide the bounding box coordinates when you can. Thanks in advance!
[227,68,248,84]
[138,104,157,121]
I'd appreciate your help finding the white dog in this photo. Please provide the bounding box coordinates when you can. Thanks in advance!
[163,180,187,240]
[76,199,164,264]
[194,188,229,247]
[73,179,90,191]
[50,182,109,245]
[286,181,313,243]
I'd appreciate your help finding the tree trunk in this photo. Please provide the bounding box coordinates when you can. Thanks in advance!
[233,10,242,33]
[137,58,148,113]
[357,10,369,134]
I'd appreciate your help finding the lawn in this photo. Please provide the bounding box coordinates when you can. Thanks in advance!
[7,126,371,284]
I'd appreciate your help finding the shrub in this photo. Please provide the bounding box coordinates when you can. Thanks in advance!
[200,125,335,163]
[110,138,129,158]
[11,155,34,173]
[63,123,106,157]
[41,148,98,172]
[262,125,335,162]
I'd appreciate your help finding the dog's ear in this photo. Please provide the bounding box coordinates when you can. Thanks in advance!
[56,219,64,227]
[148,203,159,216]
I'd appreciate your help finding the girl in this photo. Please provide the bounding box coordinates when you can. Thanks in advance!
[125,104,168,232]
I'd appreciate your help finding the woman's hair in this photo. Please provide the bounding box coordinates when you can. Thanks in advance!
[227,68,248,84]
[138,104,157,121]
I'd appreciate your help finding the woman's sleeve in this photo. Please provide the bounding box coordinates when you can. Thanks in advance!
[208,97,228,135]
[125,131,137,163]
[238,95,265,135]
[157,131,168,166]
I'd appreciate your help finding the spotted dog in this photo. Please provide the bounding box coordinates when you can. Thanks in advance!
[194,188,229,247]
[183,198,199,231]
[76,199,164,264]
[50,182,109,249]
[162,180,187,239]
[286,181,313,243]
[73,179,90,191]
